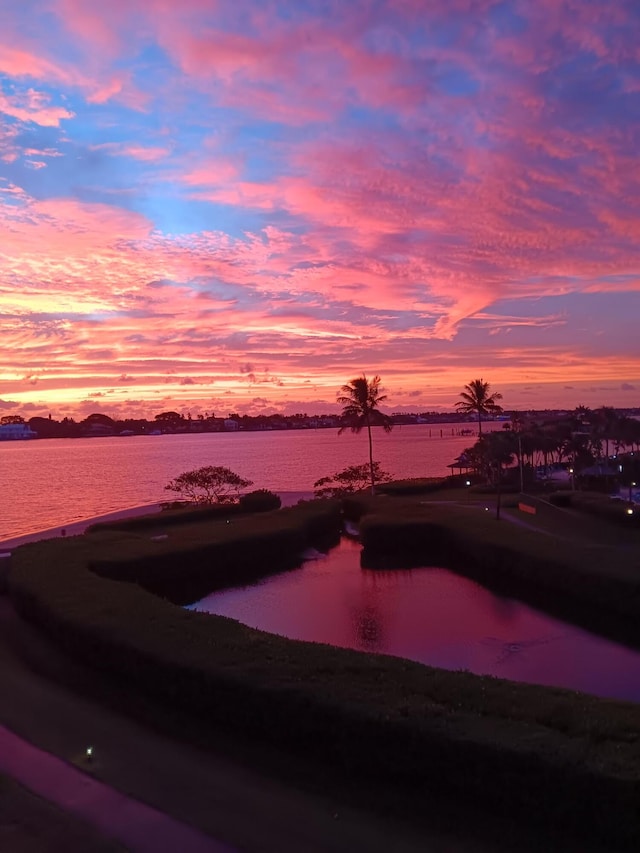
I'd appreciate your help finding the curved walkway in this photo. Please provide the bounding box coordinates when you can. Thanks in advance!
[0,725,231,853]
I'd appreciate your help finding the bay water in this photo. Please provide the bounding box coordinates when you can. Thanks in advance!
[1,423,485,539]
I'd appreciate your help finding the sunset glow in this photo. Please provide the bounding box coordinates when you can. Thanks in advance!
[1,0,639,418]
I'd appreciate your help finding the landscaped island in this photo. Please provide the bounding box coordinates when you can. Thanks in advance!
[7,485,640,849]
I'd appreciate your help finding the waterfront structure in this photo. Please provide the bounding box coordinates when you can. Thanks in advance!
[0,423,37,440]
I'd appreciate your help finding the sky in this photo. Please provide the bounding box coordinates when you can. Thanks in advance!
[1,0,639,420]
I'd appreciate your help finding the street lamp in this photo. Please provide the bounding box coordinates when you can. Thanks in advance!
[569,467,575,490]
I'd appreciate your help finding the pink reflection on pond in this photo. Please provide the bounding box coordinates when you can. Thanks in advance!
[190,538,640,702]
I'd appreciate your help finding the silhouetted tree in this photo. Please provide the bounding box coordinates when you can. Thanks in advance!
[164,466,253,504]
[455,379,503,436]
[314,462,392,499]
[592,406,620,460]
[155,411,183,423]
[337,375,393,495]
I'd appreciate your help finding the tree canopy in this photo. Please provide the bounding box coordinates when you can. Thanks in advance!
[314,462,392,499]
[164,466,253,504]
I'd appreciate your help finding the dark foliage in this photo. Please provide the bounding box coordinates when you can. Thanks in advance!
[238,489,282,512]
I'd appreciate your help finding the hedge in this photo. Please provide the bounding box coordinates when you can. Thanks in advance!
[7,498,640,848]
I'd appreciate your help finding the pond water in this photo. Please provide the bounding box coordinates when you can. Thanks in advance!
[190,538,640,702]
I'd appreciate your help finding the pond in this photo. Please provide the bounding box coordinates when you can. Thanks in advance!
[190,538,640,702]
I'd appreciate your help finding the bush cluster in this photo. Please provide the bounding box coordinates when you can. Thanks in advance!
[238,489,282,512]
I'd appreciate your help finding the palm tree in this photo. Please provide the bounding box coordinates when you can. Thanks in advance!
[504,411,527,491]
[484,431,515,520]
[337,375,393,495]
[455,379,503,436]
[592,406,619,461]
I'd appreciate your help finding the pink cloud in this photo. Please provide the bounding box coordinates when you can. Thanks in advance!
[0,89,74,126]
[90,142,172,162]
[182,158,242,186]
[0,123,20,162]
[0,45,77,85]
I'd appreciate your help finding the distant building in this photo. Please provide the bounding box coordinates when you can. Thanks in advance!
[0,423,37,440]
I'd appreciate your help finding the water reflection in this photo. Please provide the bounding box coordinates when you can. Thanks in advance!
[191,538,640,702]
[480,634,567,666]
[351,603,385,651]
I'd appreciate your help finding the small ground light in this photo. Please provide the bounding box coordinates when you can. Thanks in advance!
[466,480,471,486]
[628,508,634,516]
[485,506,489,511]
[86,746,93,759]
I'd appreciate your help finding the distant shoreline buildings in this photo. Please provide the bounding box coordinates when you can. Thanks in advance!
[1,406,639,440]
[0,422,38,441]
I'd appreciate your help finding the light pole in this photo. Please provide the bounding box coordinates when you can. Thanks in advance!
[510,416,525,494]
[518,431,524,493]
[569,467,575,490]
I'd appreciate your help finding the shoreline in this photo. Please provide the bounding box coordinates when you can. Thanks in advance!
[0,491,314,553]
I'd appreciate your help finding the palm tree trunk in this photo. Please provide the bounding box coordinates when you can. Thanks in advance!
[367,417,375,495]
[478,410,482,436]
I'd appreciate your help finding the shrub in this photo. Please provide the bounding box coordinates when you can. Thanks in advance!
[314,462,391,498]
[377,477,448,496]
[238,489,282,513]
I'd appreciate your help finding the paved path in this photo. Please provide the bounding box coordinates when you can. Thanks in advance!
[0,725,232,853]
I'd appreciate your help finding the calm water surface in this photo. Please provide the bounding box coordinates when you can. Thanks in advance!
[191,538,640,702]
[1,424,491,538]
